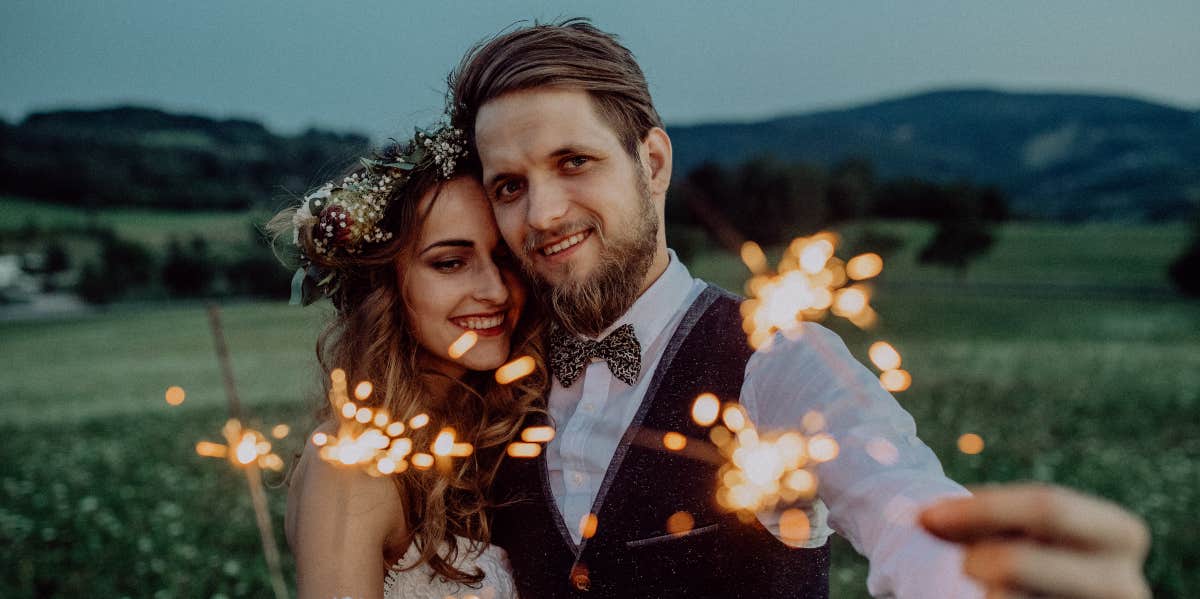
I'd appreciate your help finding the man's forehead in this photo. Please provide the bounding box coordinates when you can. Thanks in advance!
[474,88,618,162]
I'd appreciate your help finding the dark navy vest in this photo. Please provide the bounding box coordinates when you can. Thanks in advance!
[490,286,831,598]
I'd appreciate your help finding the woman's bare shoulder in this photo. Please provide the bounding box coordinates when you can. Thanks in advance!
[286,421,404,548]
[286,420,408,598]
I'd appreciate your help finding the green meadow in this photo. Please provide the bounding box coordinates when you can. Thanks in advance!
[2,213,1198,597]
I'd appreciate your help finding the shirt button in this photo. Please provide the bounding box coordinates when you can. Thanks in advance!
[581,403,595,413]
[572,472,586,486]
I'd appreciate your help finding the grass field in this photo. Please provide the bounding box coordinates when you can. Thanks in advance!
[2,216,1198,597]
[1,196,274,249]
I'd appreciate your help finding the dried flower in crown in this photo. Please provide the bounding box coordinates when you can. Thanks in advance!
[288,124,469,307]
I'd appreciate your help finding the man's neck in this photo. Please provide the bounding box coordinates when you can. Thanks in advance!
[635,245,672,299]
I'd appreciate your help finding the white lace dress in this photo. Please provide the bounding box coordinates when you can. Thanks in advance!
[383,536,518,599]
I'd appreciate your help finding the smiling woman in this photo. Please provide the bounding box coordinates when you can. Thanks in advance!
[403,177,527,375]
[264,125,545,599]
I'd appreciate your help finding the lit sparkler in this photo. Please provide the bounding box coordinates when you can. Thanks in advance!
[738,234,911,393]
[690,392,832,515]
[200,305,289,599]
[666,233,913,518]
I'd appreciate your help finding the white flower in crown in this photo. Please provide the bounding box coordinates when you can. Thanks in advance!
[292,183,332,244]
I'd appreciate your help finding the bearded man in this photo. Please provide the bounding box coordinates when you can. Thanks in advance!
[449,19,1151,599]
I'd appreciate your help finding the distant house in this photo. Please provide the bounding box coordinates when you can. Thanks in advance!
[0,254,40,299]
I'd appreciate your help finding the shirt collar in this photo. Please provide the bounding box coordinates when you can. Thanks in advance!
[596,249,697,354]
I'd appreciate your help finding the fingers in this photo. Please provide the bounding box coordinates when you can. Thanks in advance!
[920,483,1150,555]
[965,540,1152,599]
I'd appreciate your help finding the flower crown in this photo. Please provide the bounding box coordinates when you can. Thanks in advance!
[289,125,469,307]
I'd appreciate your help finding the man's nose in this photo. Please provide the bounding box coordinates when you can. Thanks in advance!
[526,179,569,232]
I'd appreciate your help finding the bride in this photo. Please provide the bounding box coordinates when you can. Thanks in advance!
[270,124,543,599]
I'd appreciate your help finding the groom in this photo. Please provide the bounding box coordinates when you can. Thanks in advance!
[451,20,1150,599]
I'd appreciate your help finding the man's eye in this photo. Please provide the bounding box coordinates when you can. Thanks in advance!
[563,156,589,170]
[495,180,524,201]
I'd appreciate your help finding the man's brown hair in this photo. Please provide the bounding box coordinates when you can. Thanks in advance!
[450,18,663,157]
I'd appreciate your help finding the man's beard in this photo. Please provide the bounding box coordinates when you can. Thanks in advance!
[521,178,658,338]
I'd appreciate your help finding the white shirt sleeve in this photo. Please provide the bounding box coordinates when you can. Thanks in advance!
[741,323,983,599]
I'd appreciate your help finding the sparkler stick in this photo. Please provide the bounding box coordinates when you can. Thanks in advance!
[206,305,289,599]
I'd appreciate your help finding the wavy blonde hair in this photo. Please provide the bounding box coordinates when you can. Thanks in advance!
[268,148,547,584]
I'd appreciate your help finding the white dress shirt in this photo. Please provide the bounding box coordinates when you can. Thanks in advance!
[545,250,982,598]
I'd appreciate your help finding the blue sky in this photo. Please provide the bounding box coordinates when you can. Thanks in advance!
[3,1,1197,140]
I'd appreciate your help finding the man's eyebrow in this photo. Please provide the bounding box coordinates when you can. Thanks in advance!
[420,239,473,255]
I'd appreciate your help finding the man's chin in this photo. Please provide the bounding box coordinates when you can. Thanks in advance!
[533,254,596,289]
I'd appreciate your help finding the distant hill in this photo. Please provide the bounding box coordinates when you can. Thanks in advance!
[3,91,1199,220]
[0,106,369,210]
[668,89,1200,220]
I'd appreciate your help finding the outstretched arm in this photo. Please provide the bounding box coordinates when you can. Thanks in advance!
[742,323,982,598]
[286,424,407,599]
[920,483,1151,599]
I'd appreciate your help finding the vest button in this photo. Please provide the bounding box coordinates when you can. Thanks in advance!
[572,573,591,591]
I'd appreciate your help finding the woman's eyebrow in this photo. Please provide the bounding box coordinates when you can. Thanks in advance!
[420,239,474,255]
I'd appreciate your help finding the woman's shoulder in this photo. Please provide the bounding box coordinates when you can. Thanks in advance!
[286,420,406,549]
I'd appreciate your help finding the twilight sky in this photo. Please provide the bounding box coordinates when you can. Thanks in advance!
[3,1,1198,140]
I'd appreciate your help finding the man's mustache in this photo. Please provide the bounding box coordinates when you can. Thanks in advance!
[521,218,602,257]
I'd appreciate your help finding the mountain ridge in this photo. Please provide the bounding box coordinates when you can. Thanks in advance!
[667,88,1200,220]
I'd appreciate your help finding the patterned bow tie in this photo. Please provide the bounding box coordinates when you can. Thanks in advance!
[550,323,642,388]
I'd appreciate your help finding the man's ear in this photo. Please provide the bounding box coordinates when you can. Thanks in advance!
[640,127,672,197]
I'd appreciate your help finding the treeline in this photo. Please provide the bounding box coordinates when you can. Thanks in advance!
[667,156,1007,273]
[0,107,369,210]
[3,222,292,304]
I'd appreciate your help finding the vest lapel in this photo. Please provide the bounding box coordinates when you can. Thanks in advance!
[573,285,723,557]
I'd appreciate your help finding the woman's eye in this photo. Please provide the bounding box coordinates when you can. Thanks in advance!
[433,259,464,272]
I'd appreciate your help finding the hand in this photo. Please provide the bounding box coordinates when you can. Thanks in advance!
[919,483,1151,599]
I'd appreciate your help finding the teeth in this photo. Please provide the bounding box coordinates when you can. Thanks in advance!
[455,315,504,330]
[542,231,588,256]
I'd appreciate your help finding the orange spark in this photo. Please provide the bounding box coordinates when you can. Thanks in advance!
[722,404,748,432]
[879,369,912,392]
[165,386,186,406]
[740,241,768,275]
[579,513,599,539]
[779,509,811,547]
[868,341,902,371]
[377,458,398,474]
[666,511,695,536]
[235,433,259,465]
[958,433,985,455]
[662,432,688,451]
[832,286,868,317]
[846,253,884,280]
[521,426,556,443]
[691,393,720,426]
[411,453,434,469]
[355,407,373,424]
[807,435,839,463]
[448,331,479,359]
[496,356,536,384]
[506,442,542,458]
[432,429,455,456]
[195,441,227,458]
[354,381,373,400]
